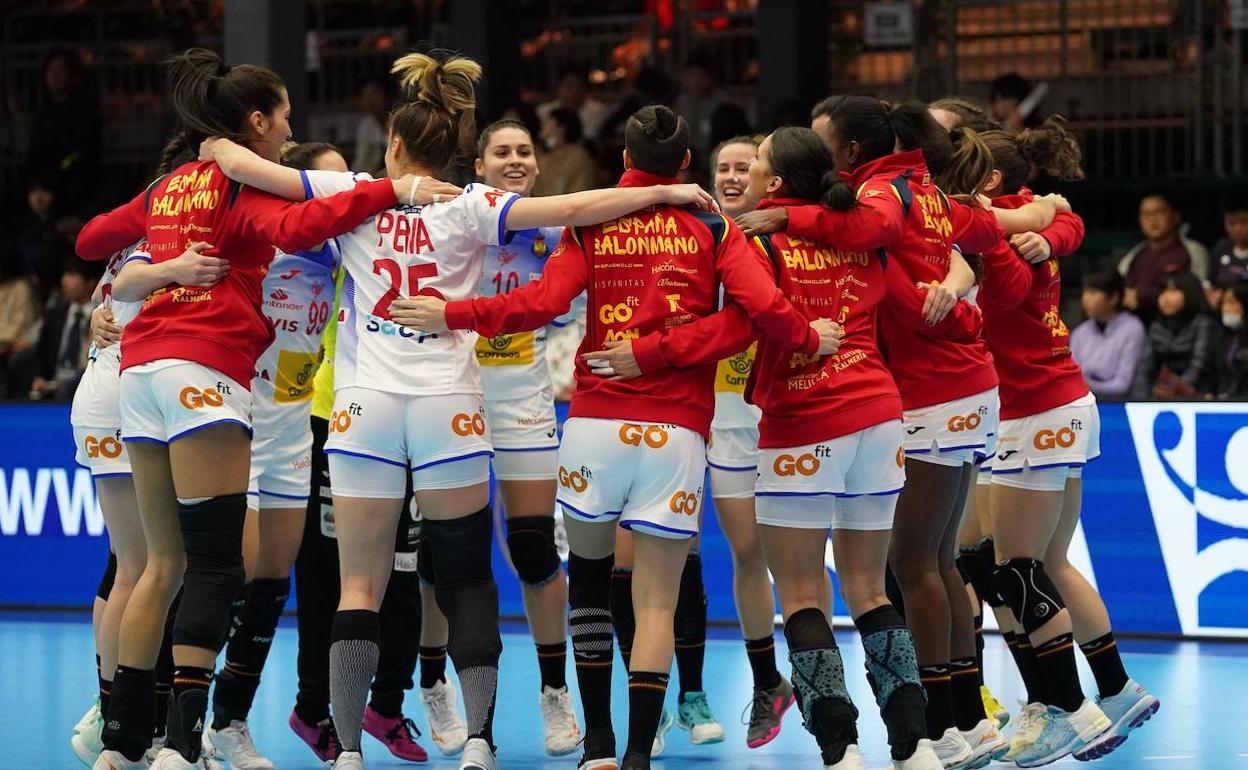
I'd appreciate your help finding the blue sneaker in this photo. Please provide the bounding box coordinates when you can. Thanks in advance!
[677,691,726,745]
[650,708,675,757]
[1073,679,1160,761]
[1014,700,1110,768]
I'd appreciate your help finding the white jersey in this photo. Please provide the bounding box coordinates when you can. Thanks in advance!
[252,243,337,409]
[87,242,150,369]
[304,171,519,396]
[476,226,579,403]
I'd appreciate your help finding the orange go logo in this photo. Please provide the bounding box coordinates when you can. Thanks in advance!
[558,466,589,493]
[947,413,982,433]
[669,490,700,516]
[1033,427,1077,450]
[179,386,224,410]
[452,412,487,437]
[618,423,669,449]
[773,453,820,477]
[85,434,123,459]
[330,411,352,434]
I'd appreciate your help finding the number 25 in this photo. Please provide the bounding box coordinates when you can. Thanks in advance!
[371,259,442,318]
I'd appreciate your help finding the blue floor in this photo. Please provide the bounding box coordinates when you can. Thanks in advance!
[3,613,1244,770]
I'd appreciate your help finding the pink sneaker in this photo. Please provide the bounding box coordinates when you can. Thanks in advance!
[288,708,342,762]
[363,705,429,762]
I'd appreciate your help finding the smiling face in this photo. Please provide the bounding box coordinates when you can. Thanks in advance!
[475,126,539,196]
[712,141,757,216]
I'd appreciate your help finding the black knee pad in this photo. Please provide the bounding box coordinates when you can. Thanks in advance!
[97,551,118,602]
[783,607,835,651]
[172,495,247,650]
[506,515,562,587]
[568,552,614,608]
[425,508,502,669]
[993,558,1065,635]
[957,544,1002,608]
[416,536,435,586]
[674,553,707,642]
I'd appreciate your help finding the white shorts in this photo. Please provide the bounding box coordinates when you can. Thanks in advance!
[555,417,706,540]
[485,392,559,481]
[755,420,905,530]
[324,388,494,498]
[72,427,131,477]
[120,360,252,445]
[247,399,314,509]
[755,493,900,532]
[71,351,130,476]
[991,393,1100,492]
[902,387,999,466]
[707,424,760,500]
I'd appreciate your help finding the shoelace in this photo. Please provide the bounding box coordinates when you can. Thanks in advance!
[386,717,423,745]
[739,689,773,727]
[232,724,260,754]
[682,695,715,725]
[542,692,577,733]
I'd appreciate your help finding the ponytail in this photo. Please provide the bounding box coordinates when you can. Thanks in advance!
[389,50,482,172]
[889,100,955,178]
[1017,115,1084,183]
[155,134,192,176]
[824,95,894,166]
[935,127,994,200]
[164,48,285,148]
[821,173,857,211]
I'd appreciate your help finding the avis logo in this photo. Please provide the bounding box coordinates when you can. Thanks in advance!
[1126,404,1248,636]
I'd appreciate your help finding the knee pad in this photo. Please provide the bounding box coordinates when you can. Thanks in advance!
[609,568,635,651]
[506,515,562,587]
[568,552,614,608]
[424,507,494,589]
[957,544,1002,608]
[416,536,434,586]
[97,551,118,602]
[993,558,1065,635]
[674,553,707,642]
[233,577,289,644]
[173,495,247,651]
[425,508,502,669]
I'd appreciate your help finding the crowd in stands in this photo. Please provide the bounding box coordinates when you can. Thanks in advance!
[2,48,1246,402]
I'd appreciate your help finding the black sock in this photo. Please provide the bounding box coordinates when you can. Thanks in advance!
[610,568,635,670]
[1034,634,1084,712]
[973,613,985,686]
[154,592,177,739]
[102,665,156,762]
[674,553,707,697]
[168,666,213,761]
[919,664,953,739]
[626,671,670,759]
[99,674,112,722]
[950,658,982,731]
[154,684,170,740]
[536,642,568,690]
[213,577,289,729]
[1079,632,1129,698]
[419,645,448,689]
[1018,637,1050,705]
[330,609,381,753]
[745,636,783,691]
[570,553,616,735]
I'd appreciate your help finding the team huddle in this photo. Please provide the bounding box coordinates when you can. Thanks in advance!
[67,45,1158,770]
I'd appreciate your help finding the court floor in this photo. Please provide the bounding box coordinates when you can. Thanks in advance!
[2,613,1242,769]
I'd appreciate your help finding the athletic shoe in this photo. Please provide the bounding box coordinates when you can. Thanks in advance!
[540,685,582,756]
[149,747,219,770]
[980,685,1009,729]
[620,751,649,770]
[288,709,342,763]
[930,726,974,768]
[676,691,725,745]
[892,740,944,770]
[649,708,674,757]
[330,751,363,770]
[577,726,618,770]
[959,718,1009,768]
[1004,702,1046,760]
[75,697,101,735]
[71,707,105,767]
[825,743,866,770]
[743,677,796,749]
[459,737,498,770]
[145,736,166,766]
[92,750,150,770]
[363,706,429,762]
[1073,679,1160,761]
[420,679,469,756]
[197,739,226,770]
[205,720,274,770]
[1014,700,1110,768]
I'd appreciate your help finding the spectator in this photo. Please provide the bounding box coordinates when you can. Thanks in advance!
[1119,191,1210,323]
[1134,272,1222,399]
[26,48,101,214]
[1070,270,1146,398]
[0,241,38,399]
[673,53,727,158]
[17,177,70,302]
[9,255,99,401]
[532,107,597,196]
[538,64,609,140]
[350,75,395,177]
[1217,282,1248,398]
[1209,196,1248,288]
[989,72,1047,134]
[500,101,543,143]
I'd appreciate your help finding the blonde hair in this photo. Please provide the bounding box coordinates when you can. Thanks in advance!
[388,52,481,171]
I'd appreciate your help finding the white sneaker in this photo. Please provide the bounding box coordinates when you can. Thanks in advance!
[204,720,274,770]
[459,737,499,770]
[540,685,582,756]
[826,743,866,769]
[144,736,166,766]
[421,679,469,756]
[650,708,674,757]
[149,747,216,770]
[959,718,1009,767]
[92,749,150,770]
[72,707,105,767]
[76,698,102,735]
[892,740,945,770]
[930,727,974,769]
[1005,702,1047,760]
[330,750,364,770]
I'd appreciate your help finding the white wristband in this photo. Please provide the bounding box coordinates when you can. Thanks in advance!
[409,176,424,207]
